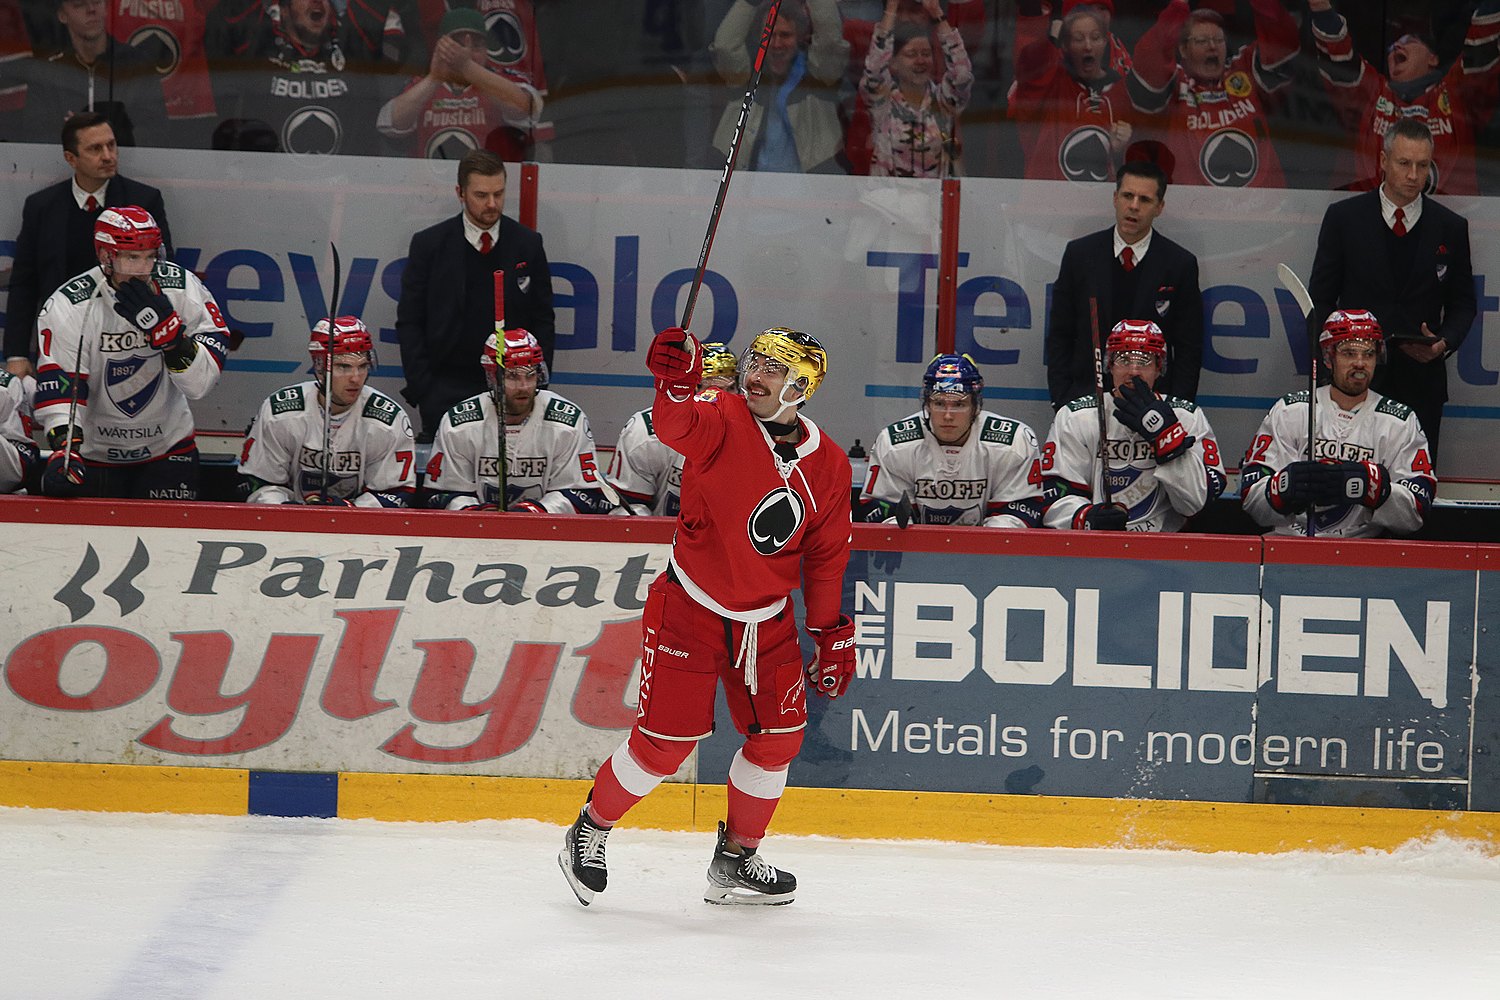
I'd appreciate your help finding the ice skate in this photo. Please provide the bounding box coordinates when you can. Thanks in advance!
[558,808,611,906]
[704,822,796,905]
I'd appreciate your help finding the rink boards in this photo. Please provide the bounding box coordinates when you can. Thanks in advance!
[2,499,1500,851]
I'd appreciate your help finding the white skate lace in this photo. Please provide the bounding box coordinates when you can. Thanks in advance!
[577,822,609,870]
[740,852,778,884]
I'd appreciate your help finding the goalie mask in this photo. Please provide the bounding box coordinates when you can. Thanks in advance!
[1319,309,1385,366]
[309,316,376,369]
[94,206,164,280]
[1105,319,1167,372]
[481,328,549,391]
[700,342,739,389]
[739,327,828,409]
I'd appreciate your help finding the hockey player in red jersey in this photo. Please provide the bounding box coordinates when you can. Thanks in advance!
[1308,0,1500,196]
[560,325,854,908]
[1127,0,1300,188]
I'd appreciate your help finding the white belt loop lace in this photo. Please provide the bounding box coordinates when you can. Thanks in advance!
[734,619,760,694]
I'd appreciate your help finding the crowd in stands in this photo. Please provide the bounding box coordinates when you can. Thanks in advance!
[0,2,1491,541]
[4,0,1500,190]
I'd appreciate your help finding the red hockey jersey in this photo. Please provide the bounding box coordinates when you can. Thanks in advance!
[653,387,851,630]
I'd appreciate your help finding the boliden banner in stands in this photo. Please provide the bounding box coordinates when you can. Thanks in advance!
[0,504,1492,810]
[1,145,1496,476]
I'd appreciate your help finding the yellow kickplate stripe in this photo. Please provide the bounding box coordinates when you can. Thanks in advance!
[6,760,1500,855]
[0,760,247,815]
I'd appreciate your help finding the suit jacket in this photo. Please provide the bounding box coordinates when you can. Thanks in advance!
[396,213,554,416]
[4,173,171,360]
[1308,190,1476,407]
[1046,227,1204,408]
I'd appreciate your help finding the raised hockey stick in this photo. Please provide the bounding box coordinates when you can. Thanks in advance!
[1276,263,1315,538]
[1089,296,1113,507]
[493,269,509,508]
[679,0,782,332]
[320,243,341,504]
[59,332,87,487]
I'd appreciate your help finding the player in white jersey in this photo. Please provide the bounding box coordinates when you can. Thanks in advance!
[1241,309,1435,538]
[34,206,227,500]
[0,369,40,493]
[238,317,417,507]
[859,353,1044,528]
[606,342,739,516]
[424,329,613,513]
[1042,319,1226,531]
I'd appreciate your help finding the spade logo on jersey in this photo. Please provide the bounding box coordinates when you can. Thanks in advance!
[283,105,343,155]
[747,486,805,556]
[128,24,182,76]
[1199,127,1258,186]
[485,9,528,67]
[1058,125,1114,183]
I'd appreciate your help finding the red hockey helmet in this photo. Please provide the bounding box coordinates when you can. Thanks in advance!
[481,328,549,389]
[94,206,164,277]
[1319,308,1385,364]
[310,316,376,368]
[1105,319,1167,371]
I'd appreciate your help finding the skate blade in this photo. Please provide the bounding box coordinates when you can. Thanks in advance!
[558,848,595,906]
[703,881,795,906]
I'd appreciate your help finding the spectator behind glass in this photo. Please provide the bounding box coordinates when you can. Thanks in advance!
[1126,0,1300,188]
[211,0,385,155]
[859,0,971,177]
[5,112,172,379]
[1308,0,1500,196]
[1009,2,1134,183]
[108,0,218,145]
[839,0,985,176]
[710,0,849,173]
[377,5,542,160]
[16,0,169,145]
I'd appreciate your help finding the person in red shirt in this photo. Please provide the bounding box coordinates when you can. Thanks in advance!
[1010,2,1135,183]
[1308,0,1500,196]
[559,325,854,908]
[1127,0,1299,188]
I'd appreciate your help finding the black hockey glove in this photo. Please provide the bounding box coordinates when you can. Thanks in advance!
[1113,377,1194,463]
[114,278,185,351]
[1073,502,1128,531]
[1266,460,1333,514]
[1327,461,1391,509]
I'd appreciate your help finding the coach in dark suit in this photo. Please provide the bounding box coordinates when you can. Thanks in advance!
[5,113,172,378]
[1309,119,1475,462]
[1046,160,1203,409]
[397,150,555,441]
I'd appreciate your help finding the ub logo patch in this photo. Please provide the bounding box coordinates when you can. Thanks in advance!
[747,486,805,556]
[105,355,162,417]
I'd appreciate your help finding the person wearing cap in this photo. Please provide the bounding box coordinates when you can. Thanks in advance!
[1307,0,1500,196]
[377,6,543,161]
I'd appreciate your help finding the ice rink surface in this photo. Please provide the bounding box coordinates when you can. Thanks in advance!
[4,806,1499,1000]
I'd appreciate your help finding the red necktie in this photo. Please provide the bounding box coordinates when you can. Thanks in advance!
[85,195,98,212]
[479,231,493,254]
[1120,246,1135,272]
[1393,207,1407,237]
